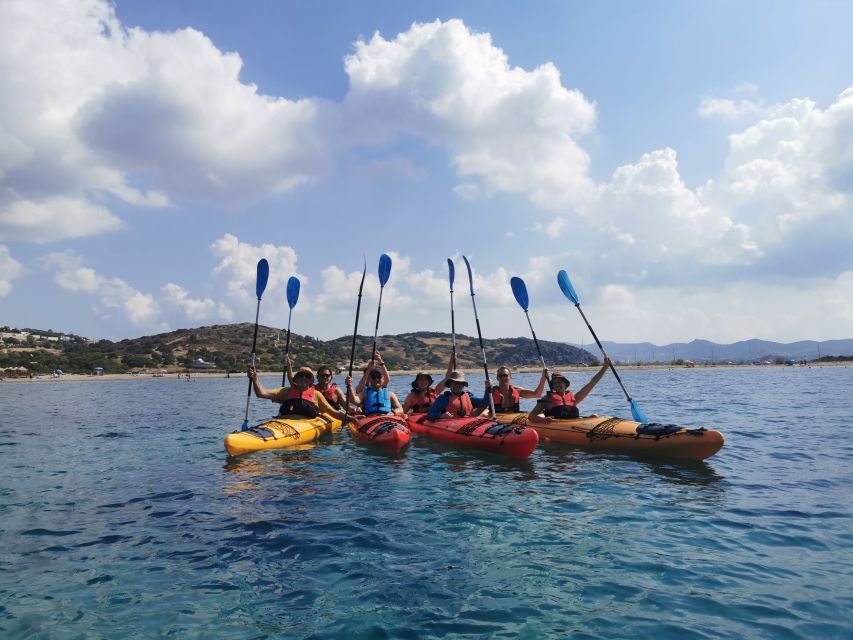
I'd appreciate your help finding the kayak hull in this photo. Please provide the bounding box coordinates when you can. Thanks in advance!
[406,414,538,460]
[224,414,340,457]
[494,413,724,461]
[348,415,411,453]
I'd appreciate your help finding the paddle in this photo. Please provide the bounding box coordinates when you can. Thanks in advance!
[557,270,649,423]
[462,256,497,418]
[281,276,300,386]
[510,276,551,390]
[447,258,457,369]
[369,253,392,369]
[344,259,368,422]
[242,258,270,431]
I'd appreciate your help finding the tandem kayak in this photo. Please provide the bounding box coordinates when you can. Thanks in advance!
[406,414,539,460]
[494,413,724,461]
[224,414,341,457]
[348,415,411,453]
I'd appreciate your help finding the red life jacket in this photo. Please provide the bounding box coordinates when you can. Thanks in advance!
[405,388,437,413]
[446,391,474,417]
[492,385,520,413]
[544,390,578,419]
[314,382,341,409]
[280,385,319,418]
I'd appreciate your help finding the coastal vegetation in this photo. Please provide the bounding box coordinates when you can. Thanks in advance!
[0,324,595,375]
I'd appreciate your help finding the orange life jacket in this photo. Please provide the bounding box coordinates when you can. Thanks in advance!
[543,390,578,419]
[446,391,474,417]
[406,388,437,413]
[280,386,319,418]
[314,382,341,409]
[492,385,520,413]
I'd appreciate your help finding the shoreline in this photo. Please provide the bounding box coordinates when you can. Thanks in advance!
[1,361,848,383]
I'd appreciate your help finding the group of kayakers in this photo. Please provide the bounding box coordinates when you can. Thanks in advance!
[248,351,611,424]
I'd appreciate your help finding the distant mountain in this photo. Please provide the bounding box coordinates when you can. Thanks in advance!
[586,338,853,364]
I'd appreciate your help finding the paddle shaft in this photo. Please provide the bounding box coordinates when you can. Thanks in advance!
[522,310,552,390]
[370,286,385,369]
[468,290,497,418]
[345,263,367,421]
[243,297,263,424]
[449,284,457,368]
[574,303,633,402]
[281,310,293,387]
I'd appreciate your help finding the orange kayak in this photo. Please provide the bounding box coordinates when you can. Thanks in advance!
[407,413,539,460]
[494,413,724,461]
[348,415,411,453]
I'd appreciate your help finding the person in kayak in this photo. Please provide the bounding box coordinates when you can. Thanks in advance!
[427,371,492,420]
[314,365,346,410]
[345,368,404,416]
[355,351,390,393]
[491,366,549,414]
[402,373,444,415]
[248,365,350,421]
[527,359,610,423]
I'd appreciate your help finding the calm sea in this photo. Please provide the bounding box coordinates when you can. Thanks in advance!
[1,366,851,639]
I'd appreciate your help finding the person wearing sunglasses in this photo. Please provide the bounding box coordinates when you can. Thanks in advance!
[345,367,404,416]
[313,365,346,410]
[528,359,609,423]
[247,365,349,421]
[490,366,549,414]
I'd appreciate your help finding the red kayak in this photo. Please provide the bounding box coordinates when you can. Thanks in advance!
[406,413,538,460]
[348,414,411,453]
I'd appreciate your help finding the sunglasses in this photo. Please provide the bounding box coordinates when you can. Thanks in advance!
[497,373,509,378]
[318,373,332,378]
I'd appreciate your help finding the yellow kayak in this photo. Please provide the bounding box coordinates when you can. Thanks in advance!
[494,413,724,461]
[224,414,342,457]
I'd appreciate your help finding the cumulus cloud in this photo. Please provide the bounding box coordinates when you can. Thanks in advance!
[40,250,162,326]
[0,244,26,296]
[342,19,598,211]
[161,283,232,322]
[0,196,124,243]
[0,0,335,243]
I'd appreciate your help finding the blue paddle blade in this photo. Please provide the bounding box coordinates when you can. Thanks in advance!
[255,259,269,299]
[510,276,529,311]
[286,276,300,309]
[557,270,580,305]
[378,253,392,286]
[462,255,475,294]
[630,399,649,424]
[447,258,455,287]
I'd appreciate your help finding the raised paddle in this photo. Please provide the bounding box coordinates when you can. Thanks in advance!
[447,258,457,369]
[281,276,300,386]
[369,253,392,369]
[242,258,270,431]
[462,255,497,418]
[557,269,649,423]
[344,259,368,421]
[510,276,551,390]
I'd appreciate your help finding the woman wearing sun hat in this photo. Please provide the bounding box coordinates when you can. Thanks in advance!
[426,371,491,420]
[247,364,349,421]
[528,359,610,423]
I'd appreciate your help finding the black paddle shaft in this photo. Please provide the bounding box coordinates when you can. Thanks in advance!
[575,303,632,401]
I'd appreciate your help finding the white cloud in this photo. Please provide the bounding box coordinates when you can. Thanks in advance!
[161,283,226,322]
[0,244,26,296]
[342,19,598,211]
[0,196,124,243]
[40,250,161,326]
[698,97,768,121]
[0,0,335,243]
[530,217,567,238]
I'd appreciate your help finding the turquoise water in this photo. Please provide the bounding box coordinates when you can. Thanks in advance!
[1,366,851,638]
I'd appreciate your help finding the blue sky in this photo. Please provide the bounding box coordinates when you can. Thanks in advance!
[2,0,852,345]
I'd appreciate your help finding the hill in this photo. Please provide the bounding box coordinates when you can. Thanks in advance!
[0,324,595,374]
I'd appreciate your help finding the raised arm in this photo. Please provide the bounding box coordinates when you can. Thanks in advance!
[345,375,363,406]
[435,355,455,395]
[574,358,610,404]
[248,365,279,401]
[518,368,549,399]
[285,355,295,385]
